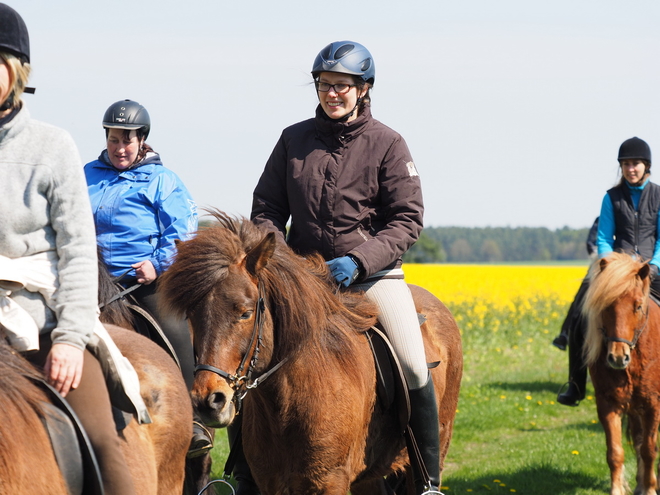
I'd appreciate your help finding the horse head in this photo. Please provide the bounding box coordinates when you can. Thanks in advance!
[583,253,651,370]
[159,212,277,428]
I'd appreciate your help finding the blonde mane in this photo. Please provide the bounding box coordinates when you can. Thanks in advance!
[583,252,651,366]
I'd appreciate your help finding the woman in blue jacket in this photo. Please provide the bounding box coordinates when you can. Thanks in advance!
[558,136,660,406]
[84,99,212,456]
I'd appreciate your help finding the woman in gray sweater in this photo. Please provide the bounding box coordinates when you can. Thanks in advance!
[0,4,135,494]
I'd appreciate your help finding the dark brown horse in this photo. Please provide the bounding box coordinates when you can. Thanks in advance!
[159,211,463,495]
[583,252,660,495]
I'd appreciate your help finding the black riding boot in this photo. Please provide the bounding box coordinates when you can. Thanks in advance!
[228,417,261,495]
[408,374,441,494]
[188,410,214,458]
[557,313,587,407]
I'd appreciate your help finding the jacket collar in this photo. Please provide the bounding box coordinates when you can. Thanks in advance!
[98,150,162,171]
[314,104,372,147]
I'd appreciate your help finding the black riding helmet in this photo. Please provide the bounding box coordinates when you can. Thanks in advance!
[102,99,151,140]
[618,137,651,166]
[0,3,29,63]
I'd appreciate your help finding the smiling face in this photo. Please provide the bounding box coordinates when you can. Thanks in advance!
[620,159,648,186]
[316,71,368,122]
[106,128,142,170]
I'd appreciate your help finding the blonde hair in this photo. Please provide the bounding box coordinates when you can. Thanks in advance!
[0,51,31,109]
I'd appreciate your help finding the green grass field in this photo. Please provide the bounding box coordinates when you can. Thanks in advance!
[201,271,636,495]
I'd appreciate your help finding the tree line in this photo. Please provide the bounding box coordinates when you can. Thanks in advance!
[403,225,592,263]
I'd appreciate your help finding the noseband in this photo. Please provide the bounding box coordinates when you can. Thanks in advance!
[194,281,287,413]
[601,307,649,350]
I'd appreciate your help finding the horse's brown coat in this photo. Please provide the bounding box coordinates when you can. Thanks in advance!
[160,211,463,495]
[0,325,191,494]
[583,252,660,495]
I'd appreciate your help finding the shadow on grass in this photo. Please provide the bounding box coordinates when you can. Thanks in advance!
[443,463,609,494]
[494,380,569,395]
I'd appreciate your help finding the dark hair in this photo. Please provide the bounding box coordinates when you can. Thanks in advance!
[105,128,155,166]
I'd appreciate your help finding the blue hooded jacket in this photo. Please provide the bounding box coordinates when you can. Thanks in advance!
[84,151,198,282]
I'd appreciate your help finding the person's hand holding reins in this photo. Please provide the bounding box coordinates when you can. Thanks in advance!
[132,259,157,285]
[326,255,361,288]
[44,343,84,397]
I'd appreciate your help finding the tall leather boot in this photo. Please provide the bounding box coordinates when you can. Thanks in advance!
[228,416,261,495]
[557,311,587,406]
[408,373,441,495]
[188,409,213,458]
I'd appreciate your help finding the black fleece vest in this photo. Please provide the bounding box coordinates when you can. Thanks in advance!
[607,181,660,260]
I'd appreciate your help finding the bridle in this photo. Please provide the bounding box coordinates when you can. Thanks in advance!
[601,306,649,350]
[194,281,287,413]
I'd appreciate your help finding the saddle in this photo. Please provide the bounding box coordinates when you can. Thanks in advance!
[31,376,104,495]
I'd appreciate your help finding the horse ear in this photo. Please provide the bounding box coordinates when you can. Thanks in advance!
[599,258,609,271]
[638,263,651,281]
[245,232,277,276]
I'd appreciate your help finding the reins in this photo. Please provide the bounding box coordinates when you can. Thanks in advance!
[194,281,288,413]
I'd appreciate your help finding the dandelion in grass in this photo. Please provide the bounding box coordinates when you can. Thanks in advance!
[510,490,516,493]
[592,419,598,424]
[587,396,593,400]
[493,479,500,483]
[572,450,579,455]
[525,395,532,400]
[500,395,506,399]
[537,401,543,405]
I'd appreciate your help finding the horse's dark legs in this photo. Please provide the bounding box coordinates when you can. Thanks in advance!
[408,373,441,494]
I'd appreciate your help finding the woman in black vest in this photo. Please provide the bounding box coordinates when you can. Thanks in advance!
[558,136,660,406]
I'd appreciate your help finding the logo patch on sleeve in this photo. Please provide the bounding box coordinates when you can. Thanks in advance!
[406,161,419,177]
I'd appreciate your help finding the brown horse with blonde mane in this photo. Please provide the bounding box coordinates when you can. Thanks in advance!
[583,252,660,495]
[0,280,192,494]
[159,210,462,495]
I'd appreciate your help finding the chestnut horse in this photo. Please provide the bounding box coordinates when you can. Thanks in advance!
[583,252,660,495]
[0,274,192,493]
[159,211,463,495]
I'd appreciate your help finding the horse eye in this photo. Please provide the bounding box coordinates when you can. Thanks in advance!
[240,310,253,320]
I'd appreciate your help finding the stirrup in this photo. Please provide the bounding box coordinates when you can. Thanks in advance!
[188,420,214,458]
[421,488,444,495]
[557,381,583,407]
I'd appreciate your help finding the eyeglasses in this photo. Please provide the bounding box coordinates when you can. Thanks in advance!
[315,81,355,94]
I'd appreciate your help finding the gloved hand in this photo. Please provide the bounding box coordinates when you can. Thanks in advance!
[650,263,659,280]
[326,256,360,288]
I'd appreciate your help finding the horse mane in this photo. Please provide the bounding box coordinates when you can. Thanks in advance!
[160,210,378,364]
[583,252,651,366]
[97,247,135,328]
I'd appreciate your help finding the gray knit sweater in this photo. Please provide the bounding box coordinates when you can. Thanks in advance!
[0,106,98,350]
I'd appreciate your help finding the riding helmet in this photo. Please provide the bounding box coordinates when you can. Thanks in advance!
[0,3,29,63]
[102,99,151,139]
[311,41,375,85]
[618,137,651,165]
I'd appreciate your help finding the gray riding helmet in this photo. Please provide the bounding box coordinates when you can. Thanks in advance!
[311,41,375,85]
[102,99,151,140]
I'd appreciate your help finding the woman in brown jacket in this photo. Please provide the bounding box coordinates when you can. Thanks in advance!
[250,40,440,495]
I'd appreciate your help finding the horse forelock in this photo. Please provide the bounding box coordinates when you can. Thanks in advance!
[583,253,650,366]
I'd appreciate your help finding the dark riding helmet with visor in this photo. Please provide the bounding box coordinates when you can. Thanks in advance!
[102,99,151,140]
[311,41,375,85]
[618,137,651,167]
[0,3,29,63]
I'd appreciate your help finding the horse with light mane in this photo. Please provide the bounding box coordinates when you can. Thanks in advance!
[583,252,660,495]
[159,211,463,495]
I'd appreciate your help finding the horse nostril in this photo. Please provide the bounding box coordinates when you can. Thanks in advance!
[207,391,228,411]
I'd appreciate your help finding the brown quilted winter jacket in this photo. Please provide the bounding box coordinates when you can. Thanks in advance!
[251,104,424,280]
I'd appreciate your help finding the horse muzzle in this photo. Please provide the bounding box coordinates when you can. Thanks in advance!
[606,342,631,370]
[192,383,237,428]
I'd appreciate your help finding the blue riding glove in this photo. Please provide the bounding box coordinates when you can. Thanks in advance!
[326,256,361,288]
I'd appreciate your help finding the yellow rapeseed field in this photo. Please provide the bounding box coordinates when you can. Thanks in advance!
[402,263,590,341]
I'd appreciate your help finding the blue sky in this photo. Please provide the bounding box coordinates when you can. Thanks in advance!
[17,0,660,229]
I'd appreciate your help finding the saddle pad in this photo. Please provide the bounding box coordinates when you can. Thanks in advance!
[41,402,83,495]
[366,326,410,433]
[32,377,104,495]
